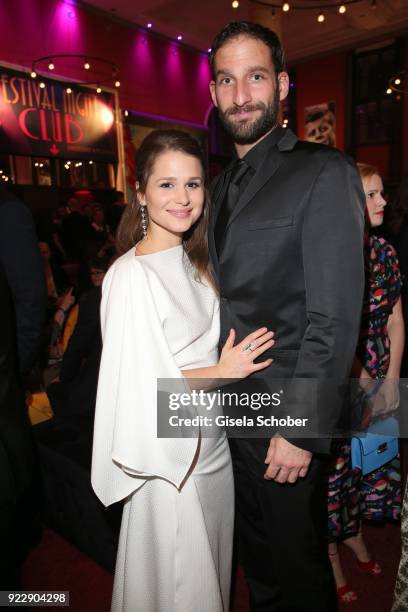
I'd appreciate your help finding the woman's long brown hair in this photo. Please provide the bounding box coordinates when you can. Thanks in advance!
[116,129,216,289]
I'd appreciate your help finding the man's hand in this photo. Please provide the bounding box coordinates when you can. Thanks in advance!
[264,435,312,483]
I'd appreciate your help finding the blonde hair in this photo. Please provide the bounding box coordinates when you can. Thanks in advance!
[356,163,379,184]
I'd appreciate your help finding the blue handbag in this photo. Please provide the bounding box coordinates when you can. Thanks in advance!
[351,415,399,475]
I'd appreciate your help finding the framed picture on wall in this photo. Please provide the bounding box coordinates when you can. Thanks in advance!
[304,101,336,147]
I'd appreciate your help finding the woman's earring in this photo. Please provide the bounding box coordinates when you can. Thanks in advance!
[141,204,148,239]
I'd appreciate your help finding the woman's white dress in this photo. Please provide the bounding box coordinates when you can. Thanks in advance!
[91,245,233,612]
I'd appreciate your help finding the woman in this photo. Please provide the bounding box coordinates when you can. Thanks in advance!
[328,163,404,603]
[91,130,274,612]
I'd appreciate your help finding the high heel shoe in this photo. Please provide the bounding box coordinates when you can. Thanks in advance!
[336,585,358,604]
[356,558,382,575]
[329,550,358,604]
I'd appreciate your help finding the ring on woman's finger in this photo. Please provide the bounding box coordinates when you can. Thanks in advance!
[242,341,257,354]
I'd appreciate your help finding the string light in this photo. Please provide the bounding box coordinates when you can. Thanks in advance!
[386,88,392,94]
[177,35,183,41]
[395,78,401,85]
[31,55,121,92]
[96,86,102,94]
[147,23,152,28]
[232,0,239,7]
[249,1,369,24]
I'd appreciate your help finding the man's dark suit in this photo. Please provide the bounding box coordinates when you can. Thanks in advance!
[0,187,46,587]
[209,127,365,611]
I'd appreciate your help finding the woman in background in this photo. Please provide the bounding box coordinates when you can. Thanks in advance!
[328,163,404,603]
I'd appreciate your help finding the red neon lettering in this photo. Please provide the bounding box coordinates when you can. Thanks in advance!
[18,108,40,140]
[64,114,83,144]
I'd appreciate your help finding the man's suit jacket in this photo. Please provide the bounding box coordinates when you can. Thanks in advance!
[209,128,365,454]
[0,188,45,504]
[0,187,46,376]
[0,255,35,504]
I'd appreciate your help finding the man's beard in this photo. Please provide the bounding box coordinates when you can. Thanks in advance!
[218,96,280,145]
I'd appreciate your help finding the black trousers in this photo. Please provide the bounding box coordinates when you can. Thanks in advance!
[230,438,338,612]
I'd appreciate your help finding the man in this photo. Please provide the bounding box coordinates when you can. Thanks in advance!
[0,186,46,587]
[208,22,365,611]
[61,197,91,261]
[106,190,126,235]
[48,258,107,425]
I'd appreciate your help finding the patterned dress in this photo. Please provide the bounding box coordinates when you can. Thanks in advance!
[328,235,402,542]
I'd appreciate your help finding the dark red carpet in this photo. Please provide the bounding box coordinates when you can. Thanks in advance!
[22,523,400,612]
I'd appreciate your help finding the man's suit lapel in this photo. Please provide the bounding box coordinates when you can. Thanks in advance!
[212,160,234,226]
[225,128,298,230]
[209,164,234,273]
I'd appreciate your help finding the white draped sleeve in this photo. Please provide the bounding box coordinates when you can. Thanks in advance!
[91,254,198,507]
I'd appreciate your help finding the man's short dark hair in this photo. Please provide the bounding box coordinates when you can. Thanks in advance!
[209,21,285,80]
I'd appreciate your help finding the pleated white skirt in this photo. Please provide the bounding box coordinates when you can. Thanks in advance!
[111,435,234,612]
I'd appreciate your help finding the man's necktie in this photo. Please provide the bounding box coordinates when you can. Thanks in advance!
[214,159,248,256]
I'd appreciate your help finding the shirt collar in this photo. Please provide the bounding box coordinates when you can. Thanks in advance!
[242,125,284,170]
